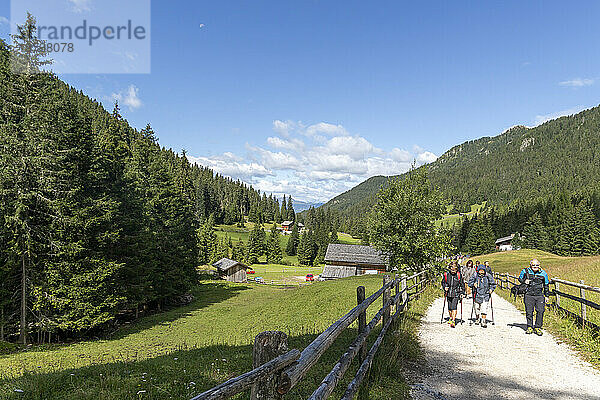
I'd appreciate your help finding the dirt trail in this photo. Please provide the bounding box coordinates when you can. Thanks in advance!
[410,293,600,400]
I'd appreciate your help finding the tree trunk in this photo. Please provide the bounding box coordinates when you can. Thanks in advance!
[20,252,27,344]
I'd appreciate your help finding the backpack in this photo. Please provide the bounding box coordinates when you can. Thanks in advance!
[444,271,461,284]
[511,269,530,298]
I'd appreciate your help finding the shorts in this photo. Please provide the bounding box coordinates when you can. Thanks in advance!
[475,300,489,315]
[447,296,460,311]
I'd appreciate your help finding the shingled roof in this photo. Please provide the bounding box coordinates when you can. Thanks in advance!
[495,234,515,245]
[324,244,388,266]
[212,258,248,271]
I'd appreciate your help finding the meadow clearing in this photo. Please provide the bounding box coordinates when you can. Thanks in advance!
[0,275,437,399]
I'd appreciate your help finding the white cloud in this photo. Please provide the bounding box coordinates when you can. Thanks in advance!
[533,106,585,126]
[417,151,438,164]
[67,0,92,13]
[187,154,272,181]
[0,16,9,26]
[111,85,142,111]
[188,120,437,202]
[305,122,349,137]
[559,78,595,88]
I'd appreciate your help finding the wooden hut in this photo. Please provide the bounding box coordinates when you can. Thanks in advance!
[322,244,388,279]
[213,258,249,283]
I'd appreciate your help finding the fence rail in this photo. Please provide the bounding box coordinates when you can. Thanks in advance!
[493,272,599,331]
[193,270,431,400]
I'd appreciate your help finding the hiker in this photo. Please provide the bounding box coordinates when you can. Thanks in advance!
[518,259,550,336]
[461,260,476,298]
[441,261,465,328]
[468,265,496,328]
[484,261,493,274]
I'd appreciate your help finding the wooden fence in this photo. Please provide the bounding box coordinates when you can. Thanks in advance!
[192,271,431,400]
[493,272,600,331]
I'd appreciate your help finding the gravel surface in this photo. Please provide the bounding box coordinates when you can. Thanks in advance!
[411,293,600,400]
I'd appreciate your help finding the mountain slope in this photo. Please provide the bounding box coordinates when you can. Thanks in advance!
[322,106,600,213]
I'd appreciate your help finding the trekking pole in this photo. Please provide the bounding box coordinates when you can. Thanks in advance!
[460,296,464,324]
[490,294,495,325]
[440,292,447,324]
[469,289,476,325]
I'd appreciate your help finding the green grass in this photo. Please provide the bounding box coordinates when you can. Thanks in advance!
[437,201,486,229]
[337,233,361,245]
[469,249,600,369]
[248,264,323,284]
[1,274,438,399]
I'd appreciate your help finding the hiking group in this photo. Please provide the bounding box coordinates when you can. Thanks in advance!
[441,258,550,335]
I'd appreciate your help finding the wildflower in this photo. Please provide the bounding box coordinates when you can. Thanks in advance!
[14,389,24,393]
[189,382,195,385]
[222,359,226,362]
[137,390,146,395]
[174,357,178,361]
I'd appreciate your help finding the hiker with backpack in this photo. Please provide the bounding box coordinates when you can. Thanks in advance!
[441,261,465,328]
[518,259,550,336]
[461,260,476,298]
[468,265,496,328]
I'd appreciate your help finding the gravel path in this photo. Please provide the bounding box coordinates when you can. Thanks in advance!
[410,293,600,400]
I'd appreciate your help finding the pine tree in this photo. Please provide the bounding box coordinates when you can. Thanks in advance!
[522,212,550,251]
[266,224,283,264]
[286,224,300,256]
[287,196,296,222]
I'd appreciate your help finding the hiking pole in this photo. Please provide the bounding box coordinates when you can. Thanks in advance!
[441,292,447,324]
[460,296,464,324]
[490,294,495,325]
[469,289,476,325]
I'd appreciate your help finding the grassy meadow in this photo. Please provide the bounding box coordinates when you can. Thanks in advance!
[469,249,600,369]
[0,274,436,399]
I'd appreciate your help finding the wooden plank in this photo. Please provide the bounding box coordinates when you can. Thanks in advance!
[555,281,561,308]
[552,289,600,311]
[192,349,300,400]
[251,331,288,400]
[277,278,395,394]
[340,294,407,400]
[552,278,600,294]
[308,297,387,400]
[357,286,367,367]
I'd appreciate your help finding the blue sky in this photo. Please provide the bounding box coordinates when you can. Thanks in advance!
[1,1,600,202]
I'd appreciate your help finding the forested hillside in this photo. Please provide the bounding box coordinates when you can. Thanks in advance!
[0,21,288,344]
[324,111,600,214]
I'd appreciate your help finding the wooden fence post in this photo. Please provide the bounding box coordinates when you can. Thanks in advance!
[394,274,399,311]
[383,275,391,327]
[554,281,561,308]
[356,286,367,366]
[401,274,408,305]
[251,331,288,400]
[580,280,587,327]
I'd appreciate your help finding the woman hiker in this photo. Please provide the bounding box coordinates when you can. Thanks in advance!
[441,261,465,328]
[468,265,496,328]
[518,258,550,336]
[461,260,476,298]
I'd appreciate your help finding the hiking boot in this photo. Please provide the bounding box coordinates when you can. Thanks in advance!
[450,320,456,328]
[475,317,480,325]
[534,328,543,336]
[526,327,534,334]
[482,319,487,328]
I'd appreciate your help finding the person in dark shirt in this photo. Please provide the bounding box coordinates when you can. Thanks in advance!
[441,261,465,328]
[518,258,550,336]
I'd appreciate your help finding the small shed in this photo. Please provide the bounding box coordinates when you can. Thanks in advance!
[323,244,389,278]
[213,258,249,283]
[495,234,515,251]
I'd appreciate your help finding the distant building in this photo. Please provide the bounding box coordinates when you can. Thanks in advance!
[321,244,388,280]
[213,258,249,283]
[281,221,305,234]
[281,221,294,232]
[495,234,515,251]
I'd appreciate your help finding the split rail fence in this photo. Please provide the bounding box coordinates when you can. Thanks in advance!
[493,272,600,331]
[192,270,431,400]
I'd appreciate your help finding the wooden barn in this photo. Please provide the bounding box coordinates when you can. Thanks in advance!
[213,258,249,283]
[321,244,388,280]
